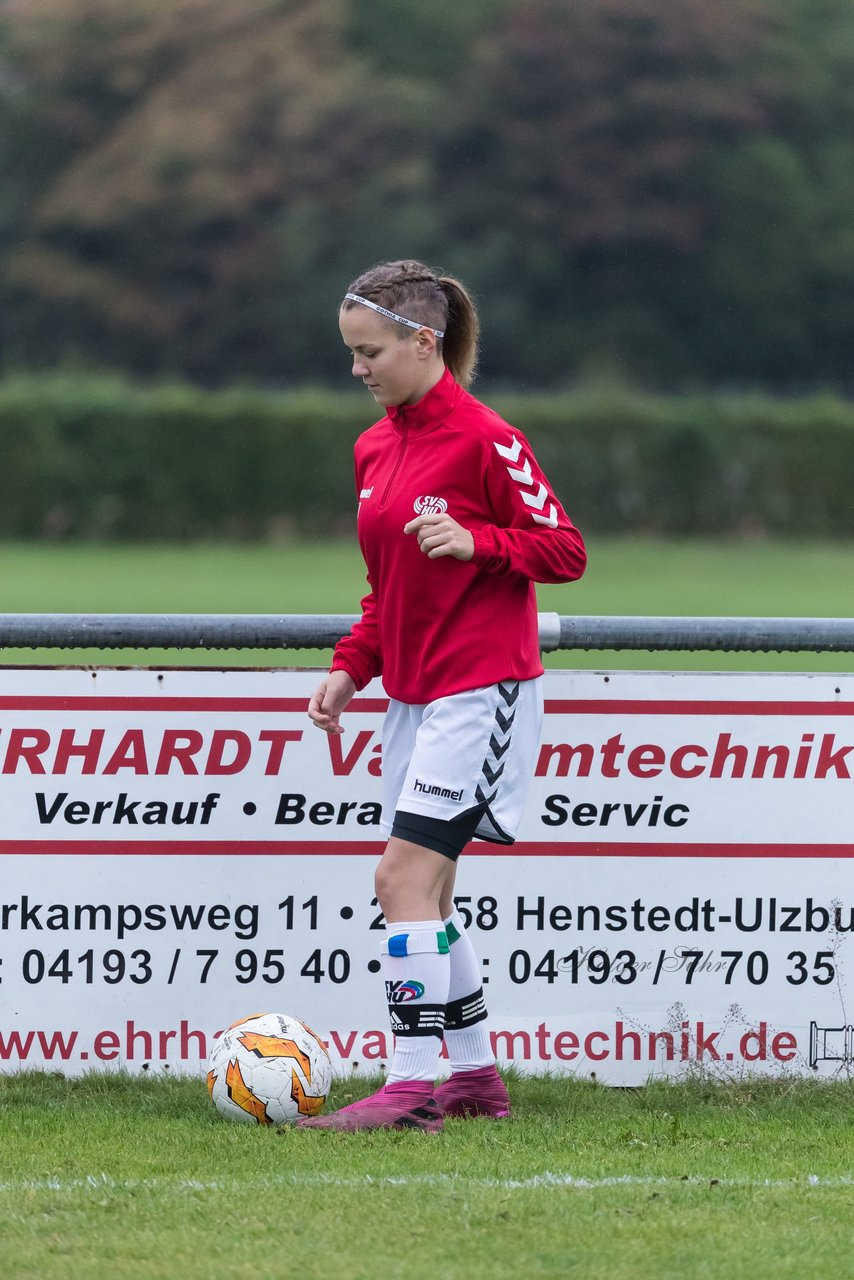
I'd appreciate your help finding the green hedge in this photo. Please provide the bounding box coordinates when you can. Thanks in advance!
[0,375,852,539]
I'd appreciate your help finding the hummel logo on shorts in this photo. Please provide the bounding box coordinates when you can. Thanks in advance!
[413,778,464,801]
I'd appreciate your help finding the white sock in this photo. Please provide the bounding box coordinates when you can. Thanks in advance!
[443,908,495,1073]
[382,920,449,1084]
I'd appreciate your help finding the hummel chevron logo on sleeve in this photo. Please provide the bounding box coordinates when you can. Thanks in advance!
[493,435,523,463]
[521,482,549,511]
[493,436,558,528]
[507,457,533,485]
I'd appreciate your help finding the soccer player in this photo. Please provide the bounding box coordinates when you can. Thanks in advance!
[302,260,587,1131]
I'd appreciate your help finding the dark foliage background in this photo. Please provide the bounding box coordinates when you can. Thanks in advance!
[3,0,854,390]
[2,375,851,540]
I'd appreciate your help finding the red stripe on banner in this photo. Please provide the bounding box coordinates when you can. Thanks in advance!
[544,700,854,716]
[0,696,390,713]
[0,697,308,712]
[0,841,851,858]
[0,840,385,856]
[506,842,854,858]
[0,696,847,716]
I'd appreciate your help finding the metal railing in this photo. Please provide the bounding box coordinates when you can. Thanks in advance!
[0,613,851,652]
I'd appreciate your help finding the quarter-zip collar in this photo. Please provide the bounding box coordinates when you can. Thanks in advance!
[386,366,462,435]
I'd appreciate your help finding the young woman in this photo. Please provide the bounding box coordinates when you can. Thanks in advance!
[301,260,586,1131]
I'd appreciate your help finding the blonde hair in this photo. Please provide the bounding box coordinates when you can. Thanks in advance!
[342,259,480,388]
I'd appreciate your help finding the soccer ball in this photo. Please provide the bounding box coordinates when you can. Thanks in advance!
[207,1012,332,1125]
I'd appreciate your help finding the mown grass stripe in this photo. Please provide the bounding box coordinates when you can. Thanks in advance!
[1,1172,851,1193]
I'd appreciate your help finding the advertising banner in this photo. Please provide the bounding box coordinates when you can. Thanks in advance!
[0,666,850,1083]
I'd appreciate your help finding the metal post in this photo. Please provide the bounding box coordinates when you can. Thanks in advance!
[0,613,851,652]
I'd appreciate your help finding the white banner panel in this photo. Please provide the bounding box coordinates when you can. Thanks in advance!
[0,667,850,1083]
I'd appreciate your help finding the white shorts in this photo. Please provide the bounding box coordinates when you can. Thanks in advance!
[380,676,543,853]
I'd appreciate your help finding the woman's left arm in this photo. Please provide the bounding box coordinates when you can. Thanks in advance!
[471,428,587,583]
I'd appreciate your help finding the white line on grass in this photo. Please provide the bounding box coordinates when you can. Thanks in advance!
[0,1173,850,1194]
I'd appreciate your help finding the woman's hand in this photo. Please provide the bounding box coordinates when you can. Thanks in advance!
[403,513,474,561]
[308,670,357,735]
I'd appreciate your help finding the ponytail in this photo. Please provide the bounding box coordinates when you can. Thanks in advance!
[437,274,480,389]
[342,259,481,388]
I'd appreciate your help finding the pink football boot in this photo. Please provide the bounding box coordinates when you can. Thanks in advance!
[297,1081,443,1132]
[434,1065,511,1119]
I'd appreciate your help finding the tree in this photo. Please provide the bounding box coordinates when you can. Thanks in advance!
[4,0,854,386]
[1,0,445,379]
[438,0,784,383]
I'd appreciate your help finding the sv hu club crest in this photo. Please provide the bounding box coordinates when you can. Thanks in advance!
[413,495,448,516]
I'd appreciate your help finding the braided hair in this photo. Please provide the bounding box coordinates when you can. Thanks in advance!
[342,259,480,388]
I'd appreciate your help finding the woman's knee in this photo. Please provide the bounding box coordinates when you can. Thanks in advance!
[374,837,452,919]
[373,857,398,911]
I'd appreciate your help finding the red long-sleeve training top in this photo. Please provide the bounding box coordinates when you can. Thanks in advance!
[330,367,587,704]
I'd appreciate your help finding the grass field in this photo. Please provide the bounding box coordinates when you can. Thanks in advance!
[1,1071,851,1280]
[0,535,851,670]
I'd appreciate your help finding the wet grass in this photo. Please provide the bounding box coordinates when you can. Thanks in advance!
[0,1071,851,1280]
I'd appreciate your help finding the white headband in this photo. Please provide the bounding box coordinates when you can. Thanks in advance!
[344,292,444,338]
